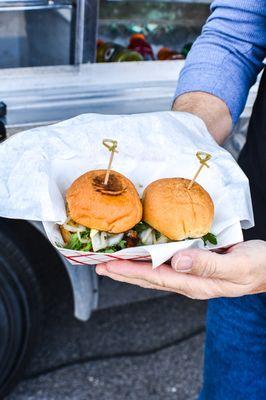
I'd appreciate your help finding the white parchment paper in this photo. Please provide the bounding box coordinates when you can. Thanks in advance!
[0,111,254,267]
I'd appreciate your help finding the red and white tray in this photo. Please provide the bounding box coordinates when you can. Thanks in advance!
[43,220,244,268]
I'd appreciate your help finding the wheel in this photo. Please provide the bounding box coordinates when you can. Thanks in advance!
[0,227,42,398]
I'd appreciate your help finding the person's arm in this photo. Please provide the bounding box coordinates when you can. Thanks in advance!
[173,0,266,144]
[94,2,266,298]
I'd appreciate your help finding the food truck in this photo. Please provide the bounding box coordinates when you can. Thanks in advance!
[0,0,258,396]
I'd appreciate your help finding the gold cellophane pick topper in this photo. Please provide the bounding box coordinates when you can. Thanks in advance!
[92,139,126,195]
[188,151,212,190]
[102,139,118,185]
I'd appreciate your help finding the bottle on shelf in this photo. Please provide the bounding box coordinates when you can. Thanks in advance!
[157,47,185,61]
[128,34,155,61]
[97,41,144,63]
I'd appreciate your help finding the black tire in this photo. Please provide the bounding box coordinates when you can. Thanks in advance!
[0,228,42,398]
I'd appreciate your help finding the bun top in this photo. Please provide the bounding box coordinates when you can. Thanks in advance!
[142,178,214,241]
[66,170,142,233]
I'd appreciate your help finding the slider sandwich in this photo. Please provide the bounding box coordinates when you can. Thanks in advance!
[60,172,216,253]
[60,169,144,252]
[142,177,216,245]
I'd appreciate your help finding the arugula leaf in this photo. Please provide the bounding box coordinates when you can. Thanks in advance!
[202,233,217,246]
[82,242,92,251]
[64,232,92,251]
[102,240,127,253]
[65,233,83,250]
[103,248,116,253]
[118,239,127,249]
[134,221,151,233]
[81,228,91,239]
[155,231,161,240]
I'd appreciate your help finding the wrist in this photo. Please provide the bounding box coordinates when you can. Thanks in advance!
[242,240,266,295]
[254,241,266,294]
[172,92,232,145]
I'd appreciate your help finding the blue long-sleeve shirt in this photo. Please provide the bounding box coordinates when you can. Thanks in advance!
[175,0,266,124]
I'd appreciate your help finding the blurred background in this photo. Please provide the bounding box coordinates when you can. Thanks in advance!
[0,1,259,399]
[0,0,210,68]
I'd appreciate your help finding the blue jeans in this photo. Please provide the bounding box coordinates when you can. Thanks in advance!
[199,295,266,400]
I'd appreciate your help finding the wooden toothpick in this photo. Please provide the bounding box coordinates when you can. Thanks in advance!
[188,151,212,189]
[102,139,118,185]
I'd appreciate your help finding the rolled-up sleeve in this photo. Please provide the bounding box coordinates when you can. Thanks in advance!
[175,0,266,124]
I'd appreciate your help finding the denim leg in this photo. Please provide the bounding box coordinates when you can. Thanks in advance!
[199,294,266,400]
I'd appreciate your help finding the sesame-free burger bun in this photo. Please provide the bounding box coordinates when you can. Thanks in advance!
[66,170,142,233]
[142,178,214,241]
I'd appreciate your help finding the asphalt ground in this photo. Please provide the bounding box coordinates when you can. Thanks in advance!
[7,274,206,400]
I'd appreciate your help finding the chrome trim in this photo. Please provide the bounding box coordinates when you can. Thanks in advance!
[70,0,98,64]
[29,221,99,321]
[107,0,211,3]
[73,0,86,65]
[0,61,259,129]
[83,0,98,63]
[64,263,98,321]
[0,0,72,11]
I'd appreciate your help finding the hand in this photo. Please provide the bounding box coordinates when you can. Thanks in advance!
[96,240,266,299]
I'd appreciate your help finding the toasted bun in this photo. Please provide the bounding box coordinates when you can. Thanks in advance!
[143,178,214,240]
[66,170,142,233]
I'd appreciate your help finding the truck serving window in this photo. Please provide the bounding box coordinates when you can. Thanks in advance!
[98,0,210,62]
[0,0,97,68]
[0,0,255,142]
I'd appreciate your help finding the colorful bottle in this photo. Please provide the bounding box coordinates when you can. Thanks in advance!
[157,47,185,61]
[128,34,155,61]
[97,41,143,63]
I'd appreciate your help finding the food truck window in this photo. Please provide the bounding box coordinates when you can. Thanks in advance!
[0,0,98,68]
[0,0,214,130]
[97,0,211,62]
[0,1,211,69]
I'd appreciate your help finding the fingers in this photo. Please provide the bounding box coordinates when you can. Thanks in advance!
[96,261,174,289]
[96,262,250,299]
[96,268,175,293]
[171,248,244,281]
[95,242,262,299]
[96,261,216,299]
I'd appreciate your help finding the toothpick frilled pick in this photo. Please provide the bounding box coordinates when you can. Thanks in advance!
[188,151,212,190]
[102,139,118,185]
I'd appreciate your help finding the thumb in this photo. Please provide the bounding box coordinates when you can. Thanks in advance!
[171,248,238,280]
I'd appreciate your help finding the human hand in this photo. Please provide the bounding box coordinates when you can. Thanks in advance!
[96,241,266,299]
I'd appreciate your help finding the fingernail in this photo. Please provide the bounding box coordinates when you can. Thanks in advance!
[96,266,105,275]
[173,256,193,272]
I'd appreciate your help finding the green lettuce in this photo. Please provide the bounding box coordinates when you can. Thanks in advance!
[202,233,217,246]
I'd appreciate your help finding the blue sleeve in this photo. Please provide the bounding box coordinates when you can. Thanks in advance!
[175,0,266,124]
